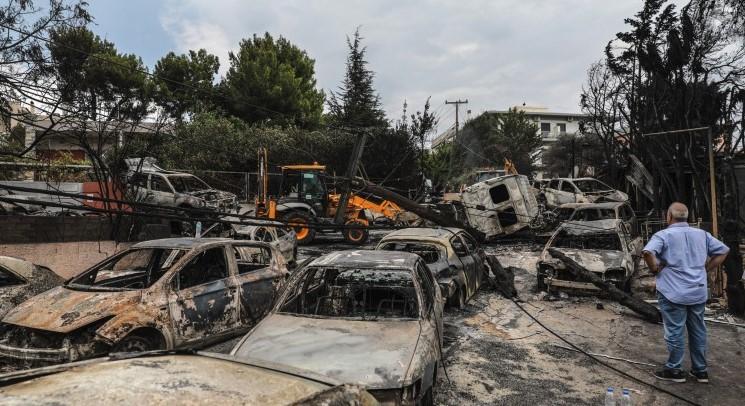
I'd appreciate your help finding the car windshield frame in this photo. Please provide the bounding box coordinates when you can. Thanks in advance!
[377,240,446,265]
[167,174,212,193]
[276,265,421,321]
[67,247,187,291]
[550,228,623,251]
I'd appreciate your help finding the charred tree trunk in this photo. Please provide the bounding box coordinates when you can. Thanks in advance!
[548,248,662,323]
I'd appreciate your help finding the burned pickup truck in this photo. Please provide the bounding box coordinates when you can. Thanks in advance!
[536,219,642,293]
[0,238,288,365]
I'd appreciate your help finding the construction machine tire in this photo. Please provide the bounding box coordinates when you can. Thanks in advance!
[283,212,315,245]
[343,219,369,245]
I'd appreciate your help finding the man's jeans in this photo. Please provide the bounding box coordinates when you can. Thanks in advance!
[657,291,707,372]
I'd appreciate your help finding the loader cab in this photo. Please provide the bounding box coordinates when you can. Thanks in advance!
[279,164,329,215]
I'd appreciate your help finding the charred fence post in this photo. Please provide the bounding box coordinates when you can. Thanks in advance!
[547,248,661,323]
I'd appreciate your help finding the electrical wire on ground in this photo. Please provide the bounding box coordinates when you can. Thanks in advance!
[507,298,701,406]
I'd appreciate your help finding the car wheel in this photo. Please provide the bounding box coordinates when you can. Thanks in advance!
[283,212,315,245]
[420,385,434,406]
[342,219,369,245]
[113,332,162,353]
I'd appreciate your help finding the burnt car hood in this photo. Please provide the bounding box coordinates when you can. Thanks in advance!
[2,286,140,333]
[549,248,625,273]
[233,313,421,389]
[187,189,235,201]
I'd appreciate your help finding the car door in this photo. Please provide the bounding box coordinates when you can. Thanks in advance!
[459,232,484,291]
[450,234,476,297]
[231,243,280,326]
[168,246,240,345]
[557,180,580,204]
[413,261,442,393]
[149,174,176,207]
[544,179,562,208]
[275,228,296,264]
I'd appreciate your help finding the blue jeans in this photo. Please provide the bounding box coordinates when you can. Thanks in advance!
[657,291,707,372]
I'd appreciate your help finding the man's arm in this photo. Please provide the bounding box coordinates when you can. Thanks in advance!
[643,251,664,274]
[706,253,728,273]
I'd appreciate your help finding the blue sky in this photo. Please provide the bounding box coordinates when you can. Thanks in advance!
[87,0,687,135]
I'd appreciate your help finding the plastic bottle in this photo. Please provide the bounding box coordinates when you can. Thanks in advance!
[619,388,632,406]
[604,387,616,406]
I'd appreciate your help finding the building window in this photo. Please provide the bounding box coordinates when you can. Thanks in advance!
[556,123,566,134]
[540,122,551,135]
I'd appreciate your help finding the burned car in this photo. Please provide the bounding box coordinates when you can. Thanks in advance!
[232,224,298,267]
[0,352,379,405]
[0,257,64,319]
[542,178,628,209]
[460,174,539,240]
[232,250,443,406]
[536,219,642,293]
[125,158,239,213]
[0,238,289,365]
[376,227,485,308]
[556,202,637,235]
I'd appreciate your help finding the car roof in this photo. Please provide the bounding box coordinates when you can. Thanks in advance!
[132,237,234,249]
[308,249,421,269]
[380,227,463,240]
[0,353,336,403]
[0,256,35,279]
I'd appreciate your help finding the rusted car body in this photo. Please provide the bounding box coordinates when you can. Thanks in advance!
[460,174,539,240]
[0,257,64,319]
[0,352,378,405]
[232,250,444,405]
[376,227,486,308]
[542,177,629,209]
[0,238,289,365]
[536,219,642,293]
[232,224,298,266]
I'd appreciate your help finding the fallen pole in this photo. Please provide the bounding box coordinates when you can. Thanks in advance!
[548,248,662,323]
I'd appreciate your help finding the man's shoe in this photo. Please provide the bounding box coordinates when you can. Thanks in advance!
[689,370,709,383]
[654,369,686,383]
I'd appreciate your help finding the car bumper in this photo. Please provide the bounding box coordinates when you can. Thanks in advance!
[0,342,72,363]
[545,277,600,291]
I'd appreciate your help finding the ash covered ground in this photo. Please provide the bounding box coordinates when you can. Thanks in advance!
[209,230,745,405]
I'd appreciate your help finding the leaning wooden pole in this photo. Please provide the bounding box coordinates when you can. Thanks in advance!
[548,248,661,323]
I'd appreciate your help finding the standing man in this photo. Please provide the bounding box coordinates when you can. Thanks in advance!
[643,202,729,383]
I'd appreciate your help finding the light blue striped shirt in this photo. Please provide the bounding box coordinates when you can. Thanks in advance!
[643,223,729,305]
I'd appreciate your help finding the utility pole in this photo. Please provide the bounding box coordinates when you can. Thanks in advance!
[445,99,468,140]
[445,99,468,186]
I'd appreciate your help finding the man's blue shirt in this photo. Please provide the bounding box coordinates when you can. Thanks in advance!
[643,223,729,305]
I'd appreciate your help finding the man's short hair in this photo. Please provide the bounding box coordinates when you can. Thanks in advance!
[668,202,689,221]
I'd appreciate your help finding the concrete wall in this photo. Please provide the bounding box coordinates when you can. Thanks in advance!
[1,241,133,279]
[0,215,171,244]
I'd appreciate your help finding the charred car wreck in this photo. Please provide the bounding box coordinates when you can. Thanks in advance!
[232,250,443,406]
[0,257,64,319]
[0,238,288,365]
[459,174,539,240]
[537,219,642,293]
[0,352,379,405]
[376,227,487,308]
